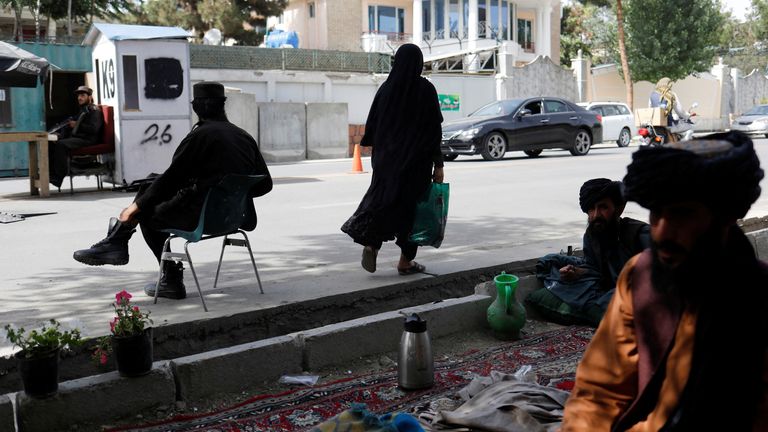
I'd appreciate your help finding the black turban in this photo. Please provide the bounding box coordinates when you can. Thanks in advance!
[193,81,225,99]
[579,178,625,213]
[623,131,763,219]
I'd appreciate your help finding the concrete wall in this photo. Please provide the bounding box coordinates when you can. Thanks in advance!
[225,92,259,143]
[430,75,497,122]
[259,103,307,162]
[736,69,768,116]
[307,103,349,159]
[502,55,577,101]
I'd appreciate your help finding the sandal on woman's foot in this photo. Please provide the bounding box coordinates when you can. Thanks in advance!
[362,246,378,273]
[398,262,426,276]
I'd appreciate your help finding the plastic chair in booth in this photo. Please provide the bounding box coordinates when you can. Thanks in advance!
[66,105,115,194]
[154,174,268,311]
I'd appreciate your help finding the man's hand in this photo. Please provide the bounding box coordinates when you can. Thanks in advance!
[118,202,140,224]
[67,120,77,129]
[433,166,444,183]
[559,264,585,282]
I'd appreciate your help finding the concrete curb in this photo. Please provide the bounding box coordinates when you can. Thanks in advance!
[300,295,491,370]
[172,335,303,402]
[15,362,175,431]
[0,393,13,432]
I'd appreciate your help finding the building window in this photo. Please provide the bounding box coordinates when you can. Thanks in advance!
[0,88,11,127]
[369,5,405,34]
[517,19,533,51]
[435,0,445,36]
[122,55,140,110]
[308,2,315,18]
[422,0,431,38]
[449,0,461,38]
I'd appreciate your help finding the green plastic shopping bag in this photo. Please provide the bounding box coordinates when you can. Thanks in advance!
[409,182,450,248]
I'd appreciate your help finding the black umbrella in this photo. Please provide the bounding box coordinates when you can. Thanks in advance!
[0,41,50,88]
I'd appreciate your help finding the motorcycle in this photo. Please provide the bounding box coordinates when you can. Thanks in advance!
[638,102,698,146]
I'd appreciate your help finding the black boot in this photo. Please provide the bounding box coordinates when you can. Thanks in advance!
[73,217,135,266]
[144,262,187,300]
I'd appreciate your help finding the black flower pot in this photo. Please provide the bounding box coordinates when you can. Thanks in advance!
[112,327,153,377]
[16,347,60,398]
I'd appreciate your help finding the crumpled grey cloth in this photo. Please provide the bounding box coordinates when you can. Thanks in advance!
[428,371,569,432]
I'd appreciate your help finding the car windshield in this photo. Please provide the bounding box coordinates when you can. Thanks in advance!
[744,105,768,116]
[469,99,523,117]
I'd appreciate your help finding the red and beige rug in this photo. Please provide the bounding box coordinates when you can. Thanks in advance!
[110,326,594,432]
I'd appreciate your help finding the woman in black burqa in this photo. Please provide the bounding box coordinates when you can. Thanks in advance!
[341,43,444,275]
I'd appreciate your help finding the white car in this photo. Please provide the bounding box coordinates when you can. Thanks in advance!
[577,102,635,147]
[730,104,768,138]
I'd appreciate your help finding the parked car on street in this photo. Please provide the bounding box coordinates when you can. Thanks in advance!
[730,104,768,138]
[577,101,634,147]
[441,97,603,161]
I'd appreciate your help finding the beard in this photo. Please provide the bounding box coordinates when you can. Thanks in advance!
[589,215,619,240]
[650,226,725,301]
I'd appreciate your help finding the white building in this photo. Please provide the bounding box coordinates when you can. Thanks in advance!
[269,0,561,71]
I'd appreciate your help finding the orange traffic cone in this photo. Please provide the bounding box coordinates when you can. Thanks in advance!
[350,143,367,174]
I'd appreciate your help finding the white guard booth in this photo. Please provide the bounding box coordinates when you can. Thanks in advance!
[84,23,192,185]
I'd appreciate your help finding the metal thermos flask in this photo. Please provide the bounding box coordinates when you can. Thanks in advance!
[397,313,434,389]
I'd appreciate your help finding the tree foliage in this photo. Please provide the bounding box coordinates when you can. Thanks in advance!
[623,0,723,82]
[716,1,768,74]
[128,0,288,45]
[0,0,136,40]
[560,2,617,66]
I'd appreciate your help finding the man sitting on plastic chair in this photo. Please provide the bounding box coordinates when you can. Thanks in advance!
[73,82,273,301]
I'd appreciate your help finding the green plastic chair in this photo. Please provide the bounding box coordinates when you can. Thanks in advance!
[154,174,267,311]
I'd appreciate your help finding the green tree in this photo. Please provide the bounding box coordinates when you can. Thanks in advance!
[716,10,765,74]
[560,2,618,66]
[130,0,287,45]
[623,0,723,83]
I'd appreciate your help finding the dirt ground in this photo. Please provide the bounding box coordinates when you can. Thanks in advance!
[92,320,565,431]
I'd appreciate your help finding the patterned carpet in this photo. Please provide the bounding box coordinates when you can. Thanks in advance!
[110,326,594,432]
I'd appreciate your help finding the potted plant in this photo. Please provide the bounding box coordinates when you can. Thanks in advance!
[4,319,82,398]
[93,290,154,377]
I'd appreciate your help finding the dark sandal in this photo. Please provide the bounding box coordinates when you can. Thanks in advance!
[398,262,426,276]
[362,246,378,273]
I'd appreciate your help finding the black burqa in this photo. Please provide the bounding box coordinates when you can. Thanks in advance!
[341,44,443,257]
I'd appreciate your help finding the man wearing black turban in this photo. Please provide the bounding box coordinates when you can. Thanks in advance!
[563,131,768,431]
[528,178,649,327]
[72,82,273,300]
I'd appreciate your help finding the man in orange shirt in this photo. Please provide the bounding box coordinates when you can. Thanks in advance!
[562,131,768,431]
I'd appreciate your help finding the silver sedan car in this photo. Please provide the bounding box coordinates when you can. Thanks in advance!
[731,104,768,138]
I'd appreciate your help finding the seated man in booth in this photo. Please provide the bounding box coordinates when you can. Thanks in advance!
[72,81,273,300]
[47,86,103,188]
[526,179,650,326]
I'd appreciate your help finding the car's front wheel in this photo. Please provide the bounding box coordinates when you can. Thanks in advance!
[617,128,631,147]
[481,132,507,161]
[570,130,592,156]
[524,149,542,157]
[442,154,458,161]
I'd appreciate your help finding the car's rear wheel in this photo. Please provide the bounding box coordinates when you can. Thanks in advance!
[570,130,592,156]
[617,128,631,147]
[524,149,542,157]
[442,154,458,161]
[481,132,507,161]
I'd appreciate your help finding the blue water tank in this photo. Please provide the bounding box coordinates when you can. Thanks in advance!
[265,29,299,48]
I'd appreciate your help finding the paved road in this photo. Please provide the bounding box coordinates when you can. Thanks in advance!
[1,139,766,353]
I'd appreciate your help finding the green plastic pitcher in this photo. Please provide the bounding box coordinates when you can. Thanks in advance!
[487,272,526,340]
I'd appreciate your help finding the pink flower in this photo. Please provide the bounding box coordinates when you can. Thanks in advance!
[109,317,118,332]
[99,353,108,365]
[132,306,140,312]
[115,290,132,303]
